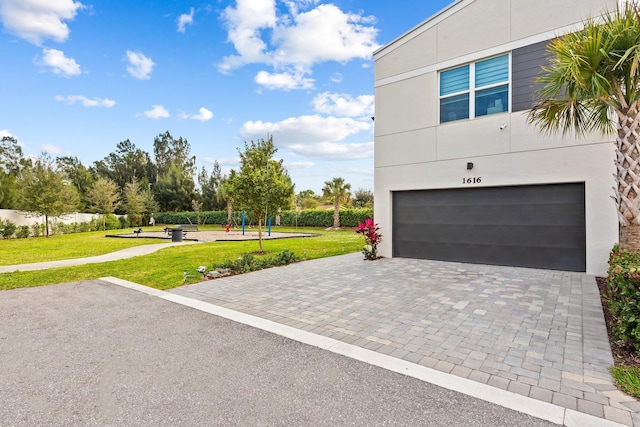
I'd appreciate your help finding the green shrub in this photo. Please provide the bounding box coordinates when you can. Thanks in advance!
[272,249,299,266]
[51,221,67,235]
[30,223,41,237]
[118,216,128,229]
[16,225,30,239]
[213,249,299,274]
[99,214,122,230]
[607,244,640,353]
[0,219,17,239]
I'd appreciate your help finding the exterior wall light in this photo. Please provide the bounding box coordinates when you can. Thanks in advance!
[467,162,474,170]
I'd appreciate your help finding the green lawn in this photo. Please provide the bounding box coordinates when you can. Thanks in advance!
[0,227,362,291]
[0,229,166,265]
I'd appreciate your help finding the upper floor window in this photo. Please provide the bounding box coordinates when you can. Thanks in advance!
[439,54,509,123]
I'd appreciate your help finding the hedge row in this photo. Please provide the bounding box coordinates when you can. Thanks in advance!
[0,214,126,239]
[607,245,640,353]
[154,211,230,226]
[155,208,374,228]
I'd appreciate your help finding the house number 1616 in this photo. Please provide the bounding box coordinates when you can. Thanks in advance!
[463,177,482,184]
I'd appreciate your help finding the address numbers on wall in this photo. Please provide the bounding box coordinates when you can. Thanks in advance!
[462,177,482,184]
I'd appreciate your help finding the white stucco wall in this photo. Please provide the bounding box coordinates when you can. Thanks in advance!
[373,0,620,276]
[374,140,618,276]
[0,209,99,227]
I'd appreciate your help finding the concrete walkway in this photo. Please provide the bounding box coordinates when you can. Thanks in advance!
[0,242,196,273]
[164,253,640,427]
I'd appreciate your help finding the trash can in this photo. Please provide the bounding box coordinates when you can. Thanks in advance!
[171,228,183,242]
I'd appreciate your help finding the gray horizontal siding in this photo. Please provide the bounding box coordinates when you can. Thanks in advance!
[512,40,551,112]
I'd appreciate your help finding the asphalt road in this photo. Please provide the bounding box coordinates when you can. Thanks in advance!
[0,280,557,426]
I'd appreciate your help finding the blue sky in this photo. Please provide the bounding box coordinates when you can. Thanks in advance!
[0,0,454,194]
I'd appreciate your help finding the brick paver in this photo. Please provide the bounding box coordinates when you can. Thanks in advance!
[170,253,638,426]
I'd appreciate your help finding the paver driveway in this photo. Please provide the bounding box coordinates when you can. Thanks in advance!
[0,279,556,426]
[170,253,640,426]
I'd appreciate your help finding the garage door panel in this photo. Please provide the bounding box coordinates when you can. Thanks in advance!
[397,186,584,207]
[400,204,583,226]
[396,224,585,247]
[392,183,586,271]
[394,241,579,270]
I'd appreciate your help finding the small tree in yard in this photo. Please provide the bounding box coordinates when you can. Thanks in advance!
[228,137,294,252]
[528,4,640,252]
[87,177,120,230]
[122,178,145,227]
[16,155,80,237]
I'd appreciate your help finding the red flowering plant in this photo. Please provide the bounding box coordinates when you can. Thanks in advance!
[355,218,382,260]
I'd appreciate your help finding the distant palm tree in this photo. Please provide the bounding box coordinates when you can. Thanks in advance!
[217,177,233,226]
[322,177,351,228]
[528,4,640,251]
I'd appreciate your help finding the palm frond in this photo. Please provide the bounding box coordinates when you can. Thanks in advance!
[527,5,640,137]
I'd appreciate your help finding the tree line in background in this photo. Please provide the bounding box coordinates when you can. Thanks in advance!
[0,132,373,236]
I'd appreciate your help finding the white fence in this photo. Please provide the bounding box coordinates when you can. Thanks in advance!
[0,209,99,226]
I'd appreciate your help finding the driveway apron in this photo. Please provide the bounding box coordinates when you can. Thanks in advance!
[170,253,640,426]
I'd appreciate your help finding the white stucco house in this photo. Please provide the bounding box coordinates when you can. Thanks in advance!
[373,0,621,276]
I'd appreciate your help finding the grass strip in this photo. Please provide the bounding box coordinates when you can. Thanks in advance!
[611,365,640,399]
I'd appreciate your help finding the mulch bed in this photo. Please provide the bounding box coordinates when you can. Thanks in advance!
[596,276,640,367]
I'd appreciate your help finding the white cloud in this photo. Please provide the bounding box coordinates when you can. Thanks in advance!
[202,156,239,168]
[0,129,15,139]
[255,70,314,91]
[126,50,155,80]
[193,107,213,121]
[219,0,277,73]
[282,0,319,15]
[41,143,62,154]
[285,161,314,170]
[312,92,374,117]
[286,140,373,160]
[0,0,83,45]
[55,94,115,107]
[271,5,379,66]
[38,48,81,77]
[219,1,379,90]
[181,107,214,122]
[143,105,169,119]
[177,7,194,33]
[240,114,372,160]
[241,115,371,143]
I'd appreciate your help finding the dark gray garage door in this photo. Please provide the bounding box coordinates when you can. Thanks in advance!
[392,183,586,271]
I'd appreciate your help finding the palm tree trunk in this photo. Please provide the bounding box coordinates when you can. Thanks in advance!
[333,200,340,228]
[620,224,640,251]
[615,109,640,251]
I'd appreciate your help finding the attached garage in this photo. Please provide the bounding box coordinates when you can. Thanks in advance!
[392,183,586,271]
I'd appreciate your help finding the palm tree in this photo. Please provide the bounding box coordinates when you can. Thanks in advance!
[217,175,234,226]
[528,4,640,252]
[322,177,351,228]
